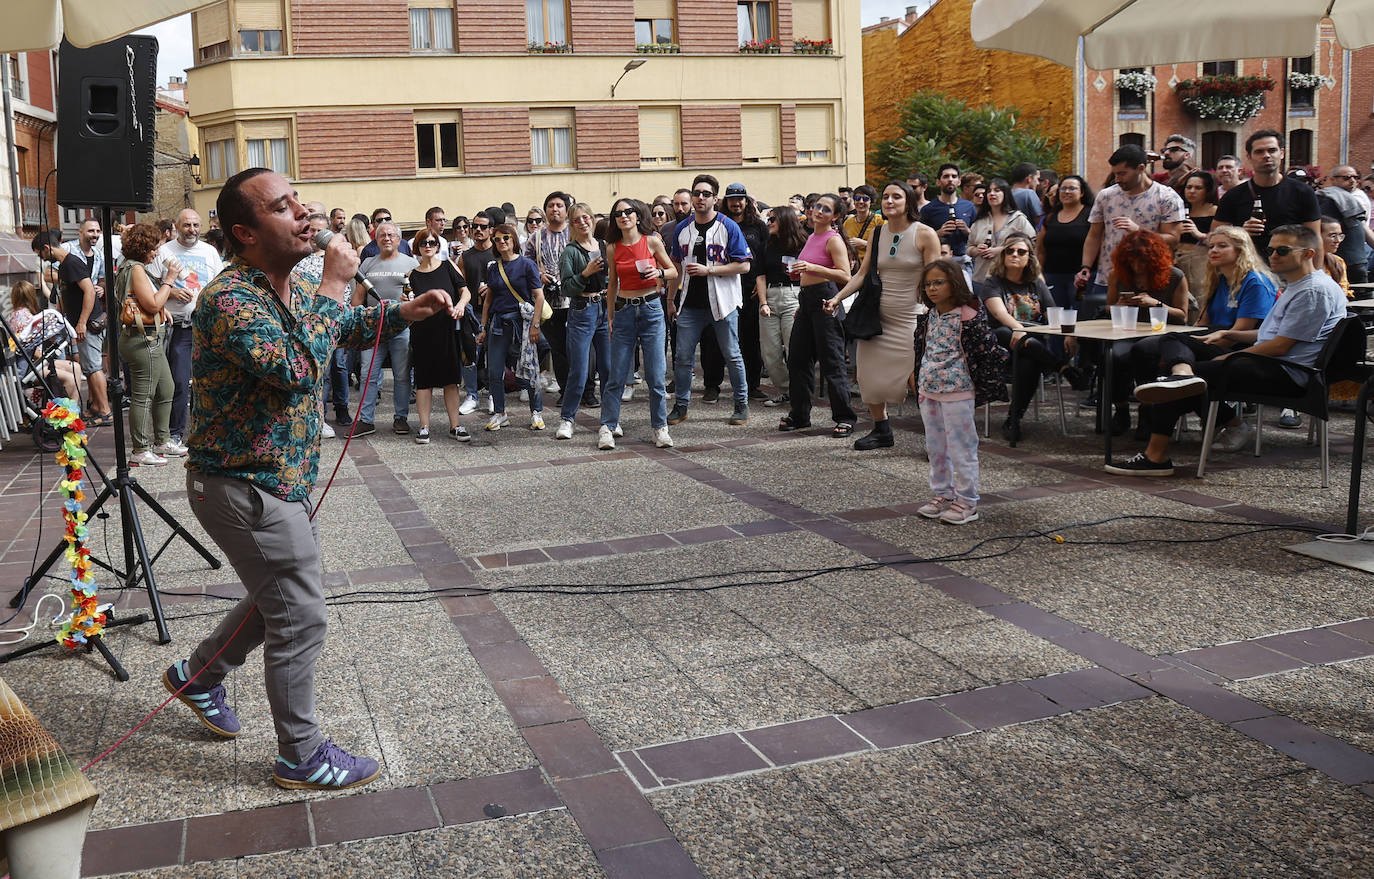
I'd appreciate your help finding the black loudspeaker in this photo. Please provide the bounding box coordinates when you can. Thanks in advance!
[57,36,159,211]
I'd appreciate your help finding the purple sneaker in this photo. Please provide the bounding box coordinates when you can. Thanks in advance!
[163,660,241,738]
[273,739,381,791]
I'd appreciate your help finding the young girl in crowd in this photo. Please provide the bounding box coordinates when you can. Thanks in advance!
[910,259,1008,526]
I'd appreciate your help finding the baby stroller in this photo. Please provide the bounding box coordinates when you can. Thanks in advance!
[2,308,78,453]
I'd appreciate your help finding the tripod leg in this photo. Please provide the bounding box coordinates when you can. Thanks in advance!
[127,481,220,570]
[89,635,130,682]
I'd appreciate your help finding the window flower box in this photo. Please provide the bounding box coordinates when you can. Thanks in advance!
[739,38,780,54]
[1115,70,1156,94]
[1174,74,1274,123]
[528,41,572,54]
[793,38,833,55]
[636,42,680,54]
[1286,71,1327,90]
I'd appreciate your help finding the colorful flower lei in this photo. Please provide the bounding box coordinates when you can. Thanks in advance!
[42,398,106,649]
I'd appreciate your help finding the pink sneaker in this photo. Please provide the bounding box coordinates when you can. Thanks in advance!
[938,501,979,526]
[917,497,953,519]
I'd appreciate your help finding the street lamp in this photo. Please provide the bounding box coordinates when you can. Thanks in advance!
[610,59,647,98]
[189,153,201,186]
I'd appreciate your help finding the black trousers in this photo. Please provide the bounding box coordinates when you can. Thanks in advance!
[542,308,570,392]
[1148,355,1303,437]
[993,325,1063,419]
[788,283,856,425]
[699,298,762,393]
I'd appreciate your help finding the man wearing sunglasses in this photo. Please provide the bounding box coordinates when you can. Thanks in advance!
[1319,165,1372,284]
[1111,224,1346,477]
[1152,134,1197,196]
[666,174,753,426]
[525,191,589,407]
[360,208,412,259]
[456,209,503,414]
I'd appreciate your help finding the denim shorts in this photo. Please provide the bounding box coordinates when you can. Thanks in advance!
[78,328,105,375]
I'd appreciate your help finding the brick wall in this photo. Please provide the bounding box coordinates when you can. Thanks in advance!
[780,104,797,165]
[569,0,633,52]
[573,106,638,170]
[455,0,527,54]
[291,2,410,55]
[680,105,741,168]
[1350,48,1374,173]
[463,107,532,174]
[678,0,737,54]
[777,0,793,54]
[296,111,414,180]
[24,51,54,112]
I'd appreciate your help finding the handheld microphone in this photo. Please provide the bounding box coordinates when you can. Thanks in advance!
[312,229,376,294]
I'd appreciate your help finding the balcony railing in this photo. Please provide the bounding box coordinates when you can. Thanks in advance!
[21,186,44,227]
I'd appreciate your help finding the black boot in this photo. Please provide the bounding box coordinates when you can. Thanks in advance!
[854,419,894,451]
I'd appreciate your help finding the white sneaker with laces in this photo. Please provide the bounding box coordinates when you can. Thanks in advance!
[154,440,188,457]
[621,384,634,402]
[130,450,168,467]
[459,397,479,416]
[529,412,545,431]
[1213,421,1255,453]
[555,419,574,440]
[485,413,509,431]
[485,394,495,415]
[653,426,673,448]
[597,425,616,450]
[612,424,624,438]
[320,422,336,439]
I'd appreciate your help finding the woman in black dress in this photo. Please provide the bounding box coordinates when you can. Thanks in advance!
[409,232,471,443]
[1036,174,1094,311]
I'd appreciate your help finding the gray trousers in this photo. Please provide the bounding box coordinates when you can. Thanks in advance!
[186,471,326,763]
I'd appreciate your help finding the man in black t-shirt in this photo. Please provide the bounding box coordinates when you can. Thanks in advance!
[456,209,503,413]
[1214,129,1321,260]
[31,229,112,421]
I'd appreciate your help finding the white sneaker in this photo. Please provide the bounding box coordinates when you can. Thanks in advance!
[485,393,495,415]
[555,419,574,440]
[529,412,545,430]
[612,424,624,438]
[543,375,560,394]
[519,389,529,403]
[597,425,616,450]
[1213,421,1255,453]
[653,426,674,448]
[320,422,336,439]
[459,396,479,416]
[153,440,188,457]
[621,384,634,402]
[130,450,167,467]
[485,413,509,431]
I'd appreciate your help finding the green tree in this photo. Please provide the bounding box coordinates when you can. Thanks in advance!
[868,90,1062,187]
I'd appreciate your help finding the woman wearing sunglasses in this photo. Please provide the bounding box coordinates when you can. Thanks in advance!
[475,225,545,431]
[825,181,940,449]
[408,233,472,443]
[841,184,884,262]
[600,198,677,450]
[781,193,856,437]
[554,202,612,439]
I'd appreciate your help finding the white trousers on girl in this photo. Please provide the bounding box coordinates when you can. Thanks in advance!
[919,396,980,506]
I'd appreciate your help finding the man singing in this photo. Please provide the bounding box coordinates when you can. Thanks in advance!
[163,168,455,790]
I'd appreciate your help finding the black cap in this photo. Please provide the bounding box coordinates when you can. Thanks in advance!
[724,182,749,197]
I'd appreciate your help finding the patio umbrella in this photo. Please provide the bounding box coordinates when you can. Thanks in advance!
[969,0,1374,69]
[0,0,211,53]
[0,232,39,275]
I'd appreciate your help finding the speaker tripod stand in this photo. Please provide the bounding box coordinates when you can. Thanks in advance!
[4,205,220,679]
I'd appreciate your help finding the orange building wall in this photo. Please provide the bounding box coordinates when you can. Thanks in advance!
[860,0,1073,183]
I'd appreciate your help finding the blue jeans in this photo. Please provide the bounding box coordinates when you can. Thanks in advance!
[166,321,194,438]
[359,326,410,425]
[462,304,480,396]
[602,298,667,429]
[486,311,541,414]
[561,298,611,422]
[328,348,349,408]
[673,306,746,407]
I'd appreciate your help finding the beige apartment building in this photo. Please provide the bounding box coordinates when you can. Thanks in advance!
[185,1,863,225]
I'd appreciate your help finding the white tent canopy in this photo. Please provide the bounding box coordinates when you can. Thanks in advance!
[2,0,211,52]
[970,0,1374,69]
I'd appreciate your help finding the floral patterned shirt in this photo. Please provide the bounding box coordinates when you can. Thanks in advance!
[187,257,408,501]
[1088,181,1185,287]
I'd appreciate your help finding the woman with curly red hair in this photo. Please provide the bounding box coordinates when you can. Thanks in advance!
[1103,229,1190,434]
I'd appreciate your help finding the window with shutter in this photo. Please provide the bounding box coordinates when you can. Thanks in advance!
[195,3,231,61]
[638,107,680,168]
[740,105,779,165]
[530,109,575,168]
[790,0,829,42]
[794,104,832,164]
[236,0,284,55]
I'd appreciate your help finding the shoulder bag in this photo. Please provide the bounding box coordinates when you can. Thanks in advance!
[497,258,553,322]
[842,226,885,340]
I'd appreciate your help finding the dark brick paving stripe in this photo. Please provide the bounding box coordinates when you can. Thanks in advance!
[1172,618,1374,680]
[78,768,557,876]
[343,443,702,878]
[623,667,1154,790]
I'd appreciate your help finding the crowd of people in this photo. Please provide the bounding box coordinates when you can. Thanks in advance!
[13,128,1367,520]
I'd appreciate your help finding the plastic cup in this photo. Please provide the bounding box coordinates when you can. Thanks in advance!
[1059,308,1077,333]
[782,256,799,277]
[1045,306,1063,329]
[1149,305,1167,331]
[635,258,655,278]
[1110,305,1133,330]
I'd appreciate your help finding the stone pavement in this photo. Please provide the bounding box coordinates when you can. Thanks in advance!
[0,384,1371,878]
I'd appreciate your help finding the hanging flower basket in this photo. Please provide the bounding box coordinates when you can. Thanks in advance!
[1286,71,1327,90]
[793,38,833,55]
[739,38,780,54]
[1115,71,1156,94]
[1174,75,1274,123]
